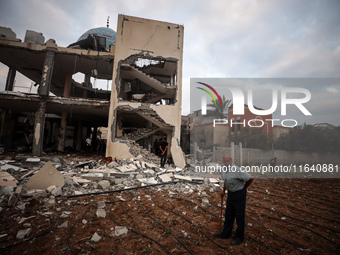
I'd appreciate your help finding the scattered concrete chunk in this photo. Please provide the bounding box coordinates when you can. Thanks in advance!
[58,221,68,228]
[174,175,192,182]
[51,187,62,196]
[98,180,110,189]
[114,226,128,237]
[80,173,103,181]
[26,161,65,190]
[116,164,138,172]
[0,172,17,187]
[91,232,102,242]
[158,173,173,183]
[209,178,219,183]
[97,201,106,209]
[0,164,21,171]
[26,157,40,163]
[16,228,32,239]
[201,198,210,207]
[96,209,106,218]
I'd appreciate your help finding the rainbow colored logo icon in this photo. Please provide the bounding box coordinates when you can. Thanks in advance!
[196,82,222,106]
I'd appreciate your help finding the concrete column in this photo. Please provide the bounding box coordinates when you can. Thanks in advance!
[76,121,83,151]
[39,52,55,96]
[5,67,16,91]
[58,112,67,152]
[32,101,46,156]
[63,73,72,97]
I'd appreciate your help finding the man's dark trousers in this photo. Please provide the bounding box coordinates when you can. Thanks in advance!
[160,151,167,167]
[222,188,247,240]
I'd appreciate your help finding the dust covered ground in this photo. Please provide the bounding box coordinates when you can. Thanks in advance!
[0,178,339,254]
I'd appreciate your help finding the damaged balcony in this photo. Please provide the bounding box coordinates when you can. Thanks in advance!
[115,105,173,151]
[118,57,177,104]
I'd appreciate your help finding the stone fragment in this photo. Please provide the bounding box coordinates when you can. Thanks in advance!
[58,221,68,228]
[16,203,26,211]
[26,157,40,163]
[91,232,101,242]
[80,173,103,181]
[26,161,65,190]
[174,175,192,182]
[96,209,106,218]
[98,180,110,189]
[97,201,106,209]
[51,187,62,196]
[114,226,128,237]
[135,174,144,179]
[116,164,137,173]
[71,176,91,183]
[0,172,17,187]
[25,189,48,198]
[158,173,173,183]
[46,185,57,193]
[209,178,219,183]
[16,228,32,239]
[201,198,210,207]
[0,164,21,171]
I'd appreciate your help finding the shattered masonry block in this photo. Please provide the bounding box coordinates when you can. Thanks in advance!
[80,173,103,181]
[24,30,45,44]
[26,157,40,163]
[97,201,106,209]
[51,187,62,196]
[91,232,102,242]
[98,180,110,189]
[173,175,192,182]
[209,178,219,184]
[135,174,144,179]
[16,228,32,239]
[46,185,57,193]
[158,173,173,183]
[26,161,65,190]
[114,226,128,237]
[116,164,137,173]
[96,209,106,218]
[201,198,210,207]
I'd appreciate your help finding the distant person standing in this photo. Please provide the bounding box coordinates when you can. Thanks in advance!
[270,157,277,168]
[159,137,168,168]
[85,136,92,153]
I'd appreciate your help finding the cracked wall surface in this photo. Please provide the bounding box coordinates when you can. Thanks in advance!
[107,15,185,168]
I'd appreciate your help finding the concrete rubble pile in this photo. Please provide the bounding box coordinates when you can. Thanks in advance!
[0,152,222,240]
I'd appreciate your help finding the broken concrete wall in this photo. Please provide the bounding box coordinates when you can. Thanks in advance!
[107,15,185,168]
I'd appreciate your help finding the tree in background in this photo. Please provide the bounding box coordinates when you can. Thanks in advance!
[230,126,270,150]
[274,124,340,153]
[207,95,231,118]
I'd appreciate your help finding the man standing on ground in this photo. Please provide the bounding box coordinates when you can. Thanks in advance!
[214,154,254,245]
[159,137,168,168]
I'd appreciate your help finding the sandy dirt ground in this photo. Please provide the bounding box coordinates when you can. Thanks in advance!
[0,178,339,254]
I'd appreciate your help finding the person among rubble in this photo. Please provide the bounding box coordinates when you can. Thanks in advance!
[85,136,92,153]
[159,137,168,168]
[214,154,254,245]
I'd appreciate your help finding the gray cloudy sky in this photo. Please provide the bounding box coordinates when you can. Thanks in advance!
[0,0,339,120]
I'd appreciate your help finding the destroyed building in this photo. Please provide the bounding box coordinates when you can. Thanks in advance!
[0,15,185,168]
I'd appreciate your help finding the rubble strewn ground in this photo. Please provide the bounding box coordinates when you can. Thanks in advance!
[0,152,339,254]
